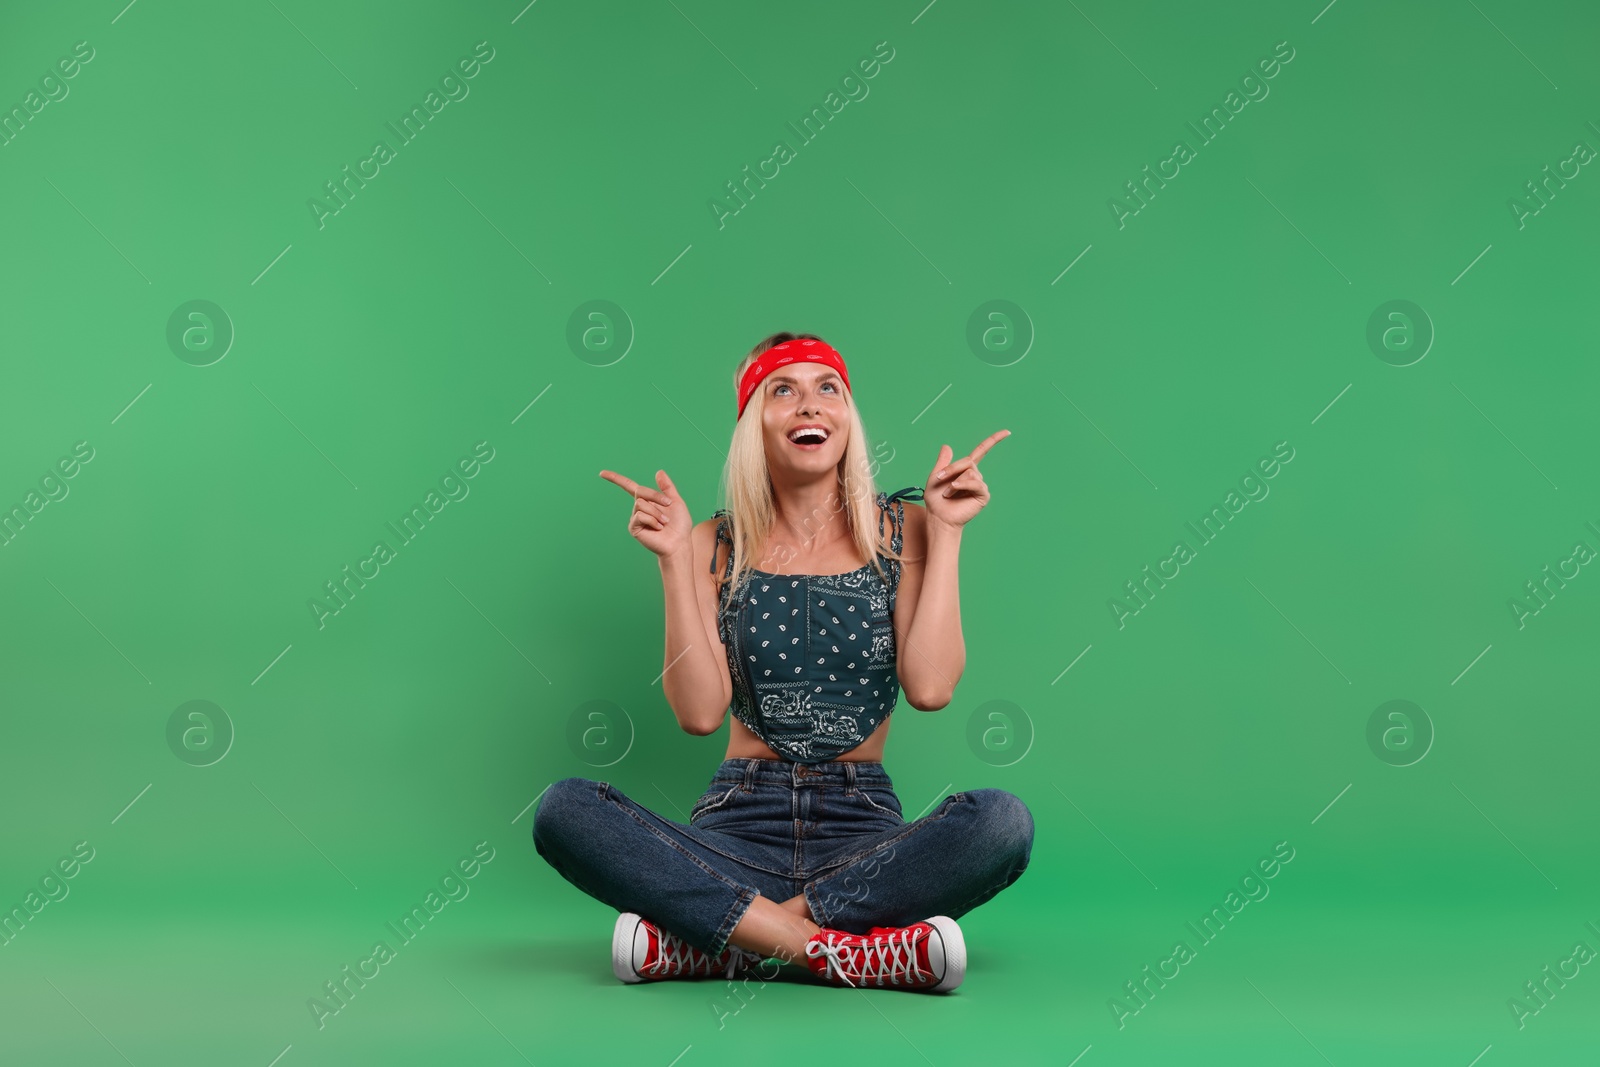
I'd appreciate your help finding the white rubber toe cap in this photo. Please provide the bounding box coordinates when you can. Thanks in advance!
[924,915,966,992]
[612,912,646,983]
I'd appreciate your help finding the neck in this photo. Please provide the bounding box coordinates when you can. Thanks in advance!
[770,476,849,550]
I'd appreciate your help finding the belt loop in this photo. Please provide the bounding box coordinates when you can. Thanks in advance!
[742,759,757,793]
[844,762,857,792]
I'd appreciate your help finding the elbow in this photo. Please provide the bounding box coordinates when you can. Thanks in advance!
[679,714,724,736]
[675,696,729,735]
[666,682,730,736]
[905,688,953,712]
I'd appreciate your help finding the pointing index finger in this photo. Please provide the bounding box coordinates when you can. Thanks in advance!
[598,470,670,505]
[965,429,1011,465]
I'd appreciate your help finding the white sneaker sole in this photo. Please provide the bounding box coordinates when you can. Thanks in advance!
[925,915,966,992]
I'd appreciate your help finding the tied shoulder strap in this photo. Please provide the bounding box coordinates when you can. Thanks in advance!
[709,509,733,576]
[876,486,925,594]
[709,509,737,625]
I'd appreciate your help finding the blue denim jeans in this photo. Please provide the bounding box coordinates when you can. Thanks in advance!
[532,757,1034,958]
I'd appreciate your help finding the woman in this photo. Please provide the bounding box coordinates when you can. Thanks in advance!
[533,332,1033,992]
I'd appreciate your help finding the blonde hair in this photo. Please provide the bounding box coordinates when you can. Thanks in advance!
[715,332,903,610]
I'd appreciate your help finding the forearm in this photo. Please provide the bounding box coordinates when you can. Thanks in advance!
[902,518,966,709]
[657,550,730,733]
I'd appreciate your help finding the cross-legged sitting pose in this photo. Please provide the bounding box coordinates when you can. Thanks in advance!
[534,331,1033,992]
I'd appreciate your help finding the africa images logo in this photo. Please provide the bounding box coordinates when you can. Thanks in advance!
[308,442,496,629]
[1107,39,1296,229]
[1108,440,1296,629]
[306,842,496,1030]
[306,42,497,230]
[708,40,896,230]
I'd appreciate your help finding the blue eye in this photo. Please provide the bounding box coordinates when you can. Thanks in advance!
[775,381,838,395]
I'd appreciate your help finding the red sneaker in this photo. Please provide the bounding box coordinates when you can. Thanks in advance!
[612,912,764,983]
[804,916,966,992]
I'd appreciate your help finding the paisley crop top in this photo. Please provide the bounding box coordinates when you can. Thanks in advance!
[710,486,925,764]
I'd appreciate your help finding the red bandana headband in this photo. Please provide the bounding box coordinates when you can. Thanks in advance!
[736,339,851,420]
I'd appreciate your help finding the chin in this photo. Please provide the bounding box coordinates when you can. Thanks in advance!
[773,446,843,470]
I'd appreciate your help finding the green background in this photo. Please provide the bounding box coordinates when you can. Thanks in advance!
[2,0,1597,1064]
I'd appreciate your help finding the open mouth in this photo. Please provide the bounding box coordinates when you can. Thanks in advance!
[787,426,831,449]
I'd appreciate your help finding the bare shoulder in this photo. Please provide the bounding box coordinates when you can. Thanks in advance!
[692,514,721,554]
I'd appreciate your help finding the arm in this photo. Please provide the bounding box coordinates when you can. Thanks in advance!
[596,467,731,737]
[893,429,1010,711]
[657,518,733,735]
[893,504,964,711]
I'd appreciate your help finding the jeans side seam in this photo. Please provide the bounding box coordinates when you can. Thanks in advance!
[803,880,834,930]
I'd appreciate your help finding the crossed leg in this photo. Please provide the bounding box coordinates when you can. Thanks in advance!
[534,778,1033,965]
[726,789,1035,963]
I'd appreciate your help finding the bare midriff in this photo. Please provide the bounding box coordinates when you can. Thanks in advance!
[723,713,893,763]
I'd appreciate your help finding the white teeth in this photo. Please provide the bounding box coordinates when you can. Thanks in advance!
[788,426,829,443]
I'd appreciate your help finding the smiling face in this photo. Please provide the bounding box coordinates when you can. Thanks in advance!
[759,360,850,477]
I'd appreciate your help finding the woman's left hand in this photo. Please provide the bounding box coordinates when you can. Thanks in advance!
[924,430,1010,529]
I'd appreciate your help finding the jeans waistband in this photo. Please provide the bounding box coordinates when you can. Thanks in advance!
[714,757,892,789]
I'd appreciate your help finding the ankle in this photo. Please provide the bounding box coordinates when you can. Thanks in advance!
[782,918,820,960]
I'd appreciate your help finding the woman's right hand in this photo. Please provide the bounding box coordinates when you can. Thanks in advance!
[598,468,692,560]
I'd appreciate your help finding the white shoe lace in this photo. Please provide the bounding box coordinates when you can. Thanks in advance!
[646,924,760,979]
[805,927,928,988]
